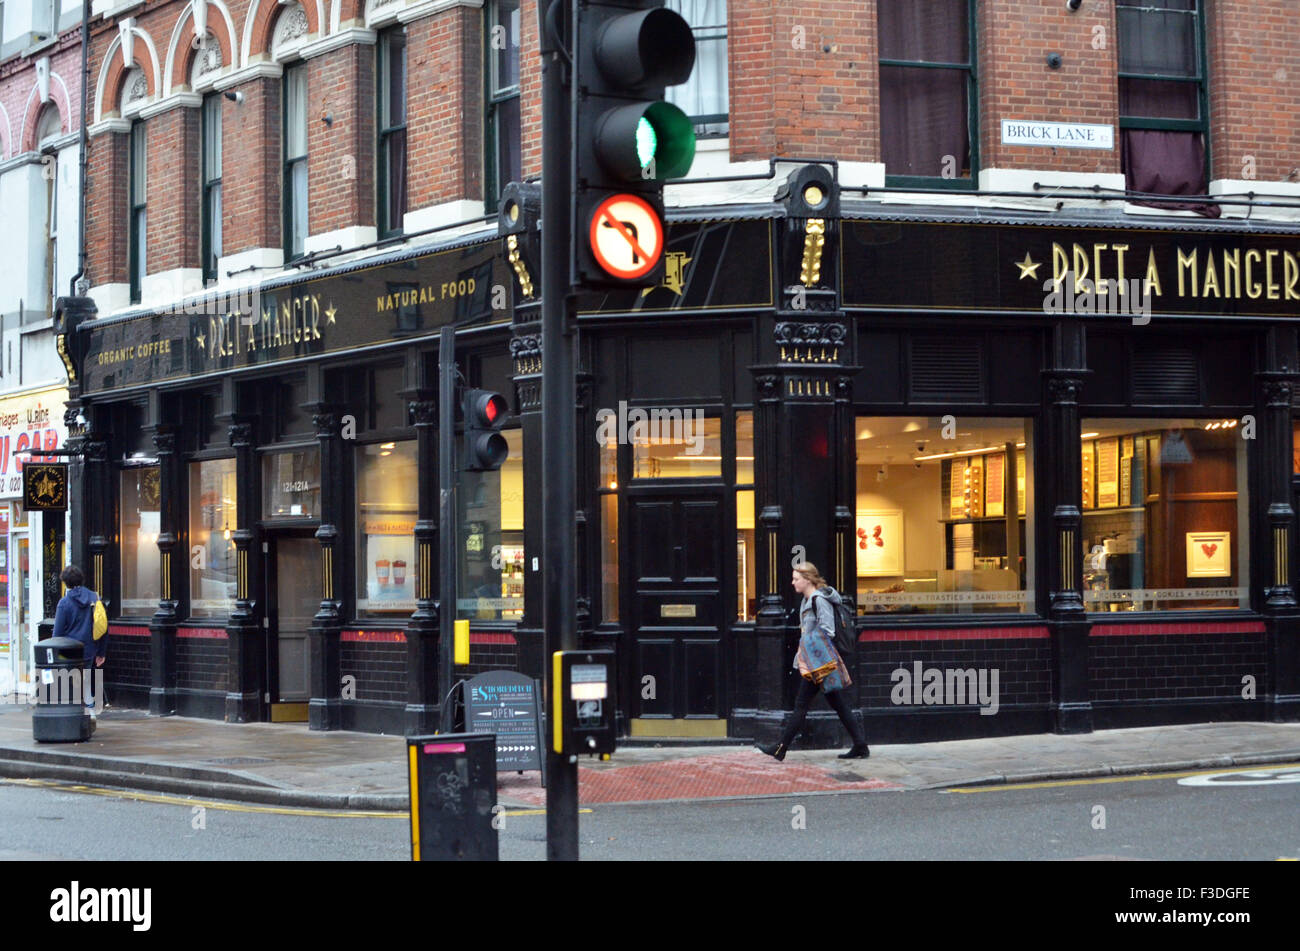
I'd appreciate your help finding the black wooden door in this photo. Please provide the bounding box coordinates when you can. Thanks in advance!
[627,487,729,721]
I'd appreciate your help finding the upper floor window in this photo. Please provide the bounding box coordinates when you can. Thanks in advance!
[129,120,147,304]
[1117,0,1213,213]
[664,0,728,138]
[201,94,223,283]
[485,0,521,203]
[877,0,976,187]
[37,105,60,307]
[377,26,407,238]
[283,62,308,260]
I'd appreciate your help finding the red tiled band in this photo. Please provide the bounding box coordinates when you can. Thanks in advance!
[342,630,407,643]
[470,632,517,645]
[177,627,229,639]
[1090,621,1266,636]
[858,626,1050,642]
[107,625,150,637]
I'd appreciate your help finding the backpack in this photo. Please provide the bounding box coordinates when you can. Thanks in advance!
[92,598,108,640]
[815,589,856,657]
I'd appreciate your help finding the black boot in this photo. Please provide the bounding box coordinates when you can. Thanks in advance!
[837,743,869,759]
[757,741,787,761]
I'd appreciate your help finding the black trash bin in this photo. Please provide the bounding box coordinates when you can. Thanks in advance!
[32,637,94,743]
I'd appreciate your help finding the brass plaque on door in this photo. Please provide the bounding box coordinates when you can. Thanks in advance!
[660,604,696,618]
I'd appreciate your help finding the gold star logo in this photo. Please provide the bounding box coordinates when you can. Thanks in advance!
[1015,252,1041,281]
[325,302,337,324]
[35,472,56,500]
[196,329,206,350]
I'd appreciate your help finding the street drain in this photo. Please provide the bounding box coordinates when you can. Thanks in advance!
[203,757,273,765]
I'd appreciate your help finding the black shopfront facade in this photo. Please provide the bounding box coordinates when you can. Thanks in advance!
[62,207,1300,743]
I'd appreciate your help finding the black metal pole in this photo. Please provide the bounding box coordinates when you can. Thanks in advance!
[540,0,579,861]
[438,325,457,718]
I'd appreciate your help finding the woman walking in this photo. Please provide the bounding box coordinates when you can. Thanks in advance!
[757,562,869,760]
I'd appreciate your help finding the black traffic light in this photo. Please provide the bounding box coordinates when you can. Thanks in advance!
[574,1,696,286]
[462,388,509,471]
[498,181,541,302]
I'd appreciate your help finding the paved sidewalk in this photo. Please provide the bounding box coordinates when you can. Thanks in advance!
[0,702,1297,810]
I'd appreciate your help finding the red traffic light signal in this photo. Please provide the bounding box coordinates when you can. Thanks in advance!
[462,389,509,471]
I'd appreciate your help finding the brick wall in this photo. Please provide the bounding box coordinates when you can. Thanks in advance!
[406,6,483,210]
[1089,628,1267,704]
[857,630,1053,711]
[307,43,375,234]
[978,0,1119,174]
[177,635,229,692]
[222,76,282,256]
[1205,2,1300,182]
[78,1,1300,302]
[729,0,877,163]
[340,634,406,704]
[87,131,129,286]
[145,107,201,272]
[103,631,150,688]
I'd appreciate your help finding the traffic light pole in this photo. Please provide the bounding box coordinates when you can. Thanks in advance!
[438,325,457,722]
[540,0,580,861]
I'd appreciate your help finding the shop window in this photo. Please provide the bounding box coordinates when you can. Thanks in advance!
[201,93,223,284]
[856,417,1035,615]
[263,448,320,518]
[457,429,524,621]
[877,0,976,186]
[377,26,407,238]
[1081,419,1248,612]
[356,441,417,615]
[120,467,161,613]
[485,0,521,204]
[600,492,619,624]
[128,120,147,304]
[630,412,722,479]
[189,459,237,616]
[1117,0,1213,213]
[599,425,619,623]
[664,0,728,137]
[283,63,309,260]
[736,410,755,621]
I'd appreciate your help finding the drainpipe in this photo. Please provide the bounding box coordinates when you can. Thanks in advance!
[68,0,90,296]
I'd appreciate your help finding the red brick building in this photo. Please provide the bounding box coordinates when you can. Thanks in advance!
[62,0,1300,741]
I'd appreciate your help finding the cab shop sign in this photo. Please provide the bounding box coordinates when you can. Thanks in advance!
[0,388,67,500]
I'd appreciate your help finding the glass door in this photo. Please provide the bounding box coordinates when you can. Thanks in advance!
[13,534,30,694]
[266,533,320,721]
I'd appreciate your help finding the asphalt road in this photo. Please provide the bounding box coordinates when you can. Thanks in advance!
[1,764,1296,861]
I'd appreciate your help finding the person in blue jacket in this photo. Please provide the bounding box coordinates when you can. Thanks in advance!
[51,565,103,715]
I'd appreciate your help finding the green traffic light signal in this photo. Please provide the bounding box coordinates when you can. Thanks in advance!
[595,100,695,181]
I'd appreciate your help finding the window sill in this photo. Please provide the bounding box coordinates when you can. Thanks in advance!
[883,176,977,191]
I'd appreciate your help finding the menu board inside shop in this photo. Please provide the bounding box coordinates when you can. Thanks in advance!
[1081,443,1095,509]
[1096,438,1119,508]
[984,452,1005,518]
[949,460,968,519]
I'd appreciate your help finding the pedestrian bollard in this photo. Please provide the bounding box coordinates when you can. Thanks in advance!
[407,732,498,861]
[32,637,94,743]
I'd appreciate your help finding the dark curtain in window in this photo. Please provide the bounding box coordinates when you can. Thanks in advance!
[877,0,969,178]
[1123,130,1219,217]
[387,128,407,230]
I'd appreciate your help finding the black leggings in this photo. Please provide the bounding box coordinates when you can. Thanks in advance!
[780,677,868,748]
